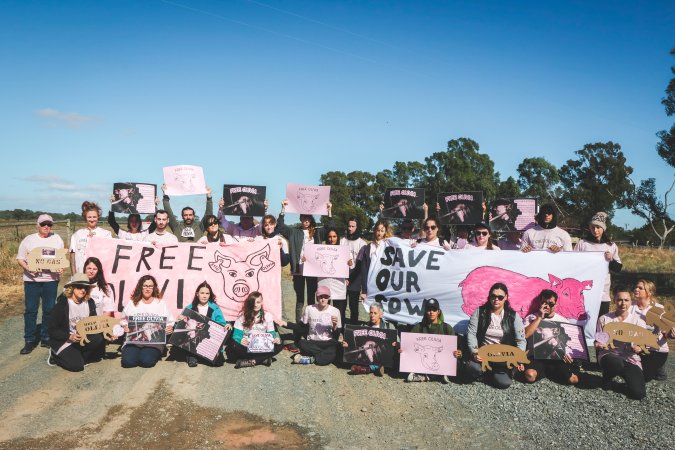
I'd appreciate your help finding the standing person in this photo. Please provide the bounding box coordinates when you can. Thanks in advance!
[198,214,234,244]
[404,298,460,383]
[416,217,452,250]
[314,228,349,327]
[83,257,114,317]
[280,286,341,366]
[467,223,501,250]
[143,210,178,244]
[632,280,673,381]
[162,184,213,242]
[466,283,527,389]
[521,204,572,253]
[16,214,65,354]
[217,198,269,239]
[342,217,367,326]
[255,214,290,267]
[121,275,175,368]
[452,226,471,249]
[595,287,647,400]
[358,219,393,307]
[522,290,580,385]
[276,199,333,326]
[229,292,281,368]
[496,230,523,250]
[70,201,112,274]
[574,212,622,317]
[47,274,105,372]
[108,194,159,241]
[345,301,397,376]
[395,218,421,245]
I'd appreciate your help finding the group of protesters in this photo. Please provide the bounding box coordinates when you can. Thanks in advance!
[16,189,673,401]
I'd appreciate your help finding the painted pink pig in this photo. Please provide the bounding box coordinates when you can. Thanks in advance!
[459,267,593,320]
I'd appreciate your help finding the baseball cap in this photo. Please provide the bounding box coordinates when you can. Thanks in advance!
[316,286,331,297]
[37,214,54,225]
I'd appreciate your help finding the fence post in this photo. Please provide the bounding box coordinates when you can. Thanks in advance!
[67,219,71,243]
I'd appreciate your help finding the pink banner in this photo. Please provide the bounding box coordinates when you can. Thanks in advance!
[399,332,457,376]
[162,165,208,196]
[301,243,350,278]
[86,236,282,321]
[285,184,330,215]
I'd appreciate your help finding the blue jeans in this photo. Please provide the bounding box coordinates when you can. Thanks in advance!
[121,345,162,368]
[24,281,58,344]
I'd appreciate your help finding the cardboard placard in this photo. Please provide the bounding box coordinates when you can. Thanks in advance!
[437,191,484,225]
[301,243,350,278]
[222,184,267,217]
[170,308,230,362]
[75,316,123,345]
[125,315,167,345]
[602,322,660,353]
[644,305,675,332]
[111,182,157,214]
[163,165,208,196]
[489,198,537,232]
[342,325,397,368]
[381,188,425,219]
[285,184,331,215]
[527,320,589,361]
[248,332,275,353]
[26,247,69,272]
[475,344,530,371]
[399,332,457,376]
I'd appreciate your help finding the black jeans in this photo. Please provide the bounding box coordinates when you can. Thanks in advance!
[299,339,338,366]
[51,333,105,372]
[293,275,317,322]
[347,290,361,324]
[641,350,668,381]
[228,342,282,364]
[600,353,646,400]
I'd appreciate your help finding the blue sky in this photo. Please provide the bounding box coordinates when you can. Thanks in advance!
[1,0,673,229]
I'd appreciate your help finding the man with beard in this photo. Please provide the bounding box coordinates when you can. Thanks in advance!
[161,183,213,242]
[341,217,367,324]
[144,210,178,244]
[520,203,572,253]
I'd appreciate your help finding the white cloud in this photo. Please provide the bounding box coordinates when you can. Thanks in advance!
[34,108,96,128]
[23,175,68,183]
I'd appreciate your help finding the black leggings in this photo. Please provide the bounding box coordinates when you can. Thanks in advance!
[347,290,361,324]
[641,350,668,381]
[51,334,105,372]
[228,342,282,364]
[293,275,317,322]
[600,353,646,400]
[332,299,346,330]
[298,339,338,366]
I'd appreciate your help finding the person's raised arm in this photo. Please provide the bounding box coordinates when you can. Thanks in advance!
[161,184,180,232]
[107,210,121,235]
[202,186,214,228]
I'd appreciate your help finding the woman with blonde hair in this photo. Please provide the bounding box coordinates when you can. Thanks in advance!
[70,201,112,273]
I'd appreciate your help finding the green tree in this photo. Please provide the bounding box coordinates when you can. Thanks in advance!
[558,142,633,226]
[517,157,560,200]
[495,176,522,199]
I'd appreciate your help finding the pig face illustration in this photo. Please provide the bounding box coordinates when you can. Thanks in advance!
[174,173,196,191]
[315,252,339,275]
[208,244,275,303]
[297,192,320,212]
[414,343,442,370]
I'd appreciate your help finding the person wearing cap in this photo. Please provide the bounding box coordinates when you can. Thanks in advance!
[47,273,105,371]
[279,285,341,366]
[466,223,500,251]
[404,298,460,383]
[162,183,213,242]
[69,201,112,274]
[573,211,622,317]
[520,204,572,253]
[16,213,65,354]
[466,283,527,389]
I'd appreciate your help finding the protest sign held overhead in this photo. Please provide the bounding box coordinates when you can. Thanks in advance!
[285,184,331,215]
[111,182,157,214]
[382,188,425,219]
[163,165,208,196]
[222,184,266,217]
[437,191,483,225]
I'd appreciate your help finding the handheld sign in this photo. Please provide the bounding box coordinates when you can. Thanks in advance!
[111,182,157,214]
[222,184,266,217]
[644,305,675,332]
[163,165,208,196]
[27,247,69,272]
[248,332,275,353]
[437,191,483,226]
[285,184,331,215]
[75,316,122,346]
[343,325,397,368]
[489,198,537,232]
[170,308,230,362]
[602,322,659,353]
[475,344,529,371]
[400,332,457,376]
[125,315,167,345]
[527,321,589,361]
[301,243,350,278]
[382,188,425,220]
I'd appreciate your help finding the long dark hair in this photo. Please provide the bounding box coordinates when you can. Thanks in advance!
[83,256,110,296]
[127,213,142,232]
[482,282,513,312]
[299,214,317,239]
[191,281,216,309]
[203,214,225,242]
[242,291,264,329]
[130,275,162,305]
[324,227,340,245]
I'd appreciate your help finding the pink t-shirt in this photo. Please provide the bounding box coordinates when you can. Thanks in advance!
[484,311,505,345]
[630,303,669,353]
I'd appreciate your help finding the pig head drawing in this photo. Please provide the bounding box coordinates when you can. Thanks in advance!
[414,343,442,371]
[174,173,196,191]
[297,192,320,211]
[208,244,275,303]
[315,252,339,275]
[459,267,593,320]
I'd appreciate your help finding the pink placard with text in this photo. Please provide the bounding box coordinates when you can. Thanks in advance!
[400,332,457,376]
[285,184,330,215]
[163,165,208,196]
[301,243,350,278]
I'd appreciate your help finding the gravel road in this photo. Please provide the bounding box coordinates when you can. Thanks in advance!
[0,276,672,449]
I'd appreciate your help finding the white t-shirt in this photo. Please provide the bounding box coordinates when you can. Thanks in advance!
[484,311,505,345]
[302,304,341,341]
[17,232,65,282]
[143,230,179,244]
[68,298,91,333]
[254,234,289,254]
[295,230,312,275]
[90,285,115,316]
[574,240,621,303]
[196,304,209,316]
[123,298,175,350]
[522,226,572,251]
[630,303,669,353]
[70,227,112,273]
[341,237,367,265]
[523,312,568,327]
[117,229,151,242]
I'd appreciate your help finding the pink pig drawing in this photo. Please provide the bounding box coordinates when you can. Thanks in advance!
[459,267,593,320]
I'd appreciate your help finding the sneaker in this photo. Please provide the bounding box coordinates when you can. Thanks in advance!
[284,344,300,353]
[46,351,56,367]
[375,366,385,377]
[20,342,37,355]
[406,373,427,382]
[349,365,371,375]
[441,375,450,384]
[292,355,314,365]
[40,341,50,348]
[262,358,273,367]
[187,356,198,367]
[235,359,256,369]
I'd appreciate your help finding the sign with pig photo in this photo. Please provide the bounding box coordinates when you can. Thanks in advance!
[382,188,425,220]
[400,333,458,376]
[363,237,609,345]
[528,321,589,361]
[222,184,266,217]
[342,325,397,368]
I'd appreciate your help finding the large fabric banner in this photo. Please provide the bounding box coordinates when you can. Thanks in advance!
[87,237,282,321]
[364,238,608,344]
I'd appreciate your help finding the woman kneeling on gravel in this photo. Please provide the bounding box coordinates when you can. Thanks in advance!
[228,292,281,368]
[466,283,526,389]
[404,298,460,383]
[280,286,341,366]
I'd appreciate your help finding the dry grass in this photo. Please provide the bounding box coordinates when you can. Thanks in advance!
[618,245,675,274]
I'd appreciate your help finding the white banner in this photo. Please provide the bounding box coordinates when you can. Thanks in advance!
[365,238,608,344]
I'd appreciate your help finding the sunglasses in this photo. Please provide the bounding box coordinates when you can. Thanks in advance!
[424,225,437,230]
[475,231,489,236]
[545,301,557,307]
[39,222,53,227]
[489,294,506,301]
